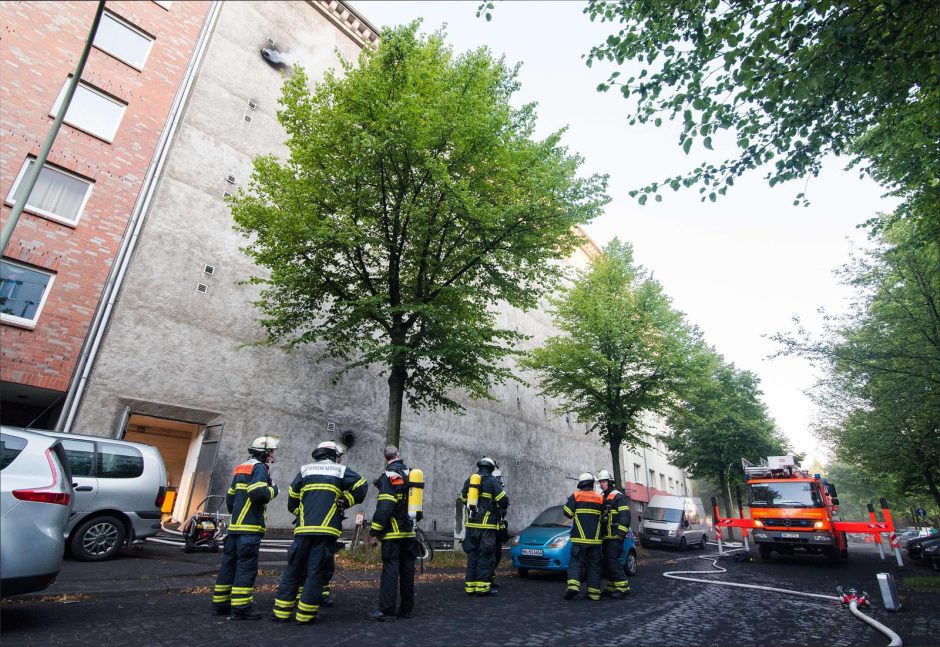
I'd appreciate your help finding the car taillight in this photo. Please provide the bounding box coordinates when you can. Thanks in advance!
[155,486,167,508]
[13,489,71,505]
[13,447,71,506]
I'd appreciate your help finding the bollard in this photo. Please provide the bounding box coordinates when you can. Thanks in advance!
[867,502,886,560]
[880,498,905,569]
[736,486,750,551]
[712,497,723,556]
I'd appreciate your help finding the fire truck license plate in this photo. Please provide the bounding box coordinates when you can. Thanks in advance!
[781,532,800,539]
[522,549,543,556]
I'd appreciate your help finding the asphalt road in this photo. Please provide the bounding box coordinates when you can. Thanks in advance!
[2,541,937,646]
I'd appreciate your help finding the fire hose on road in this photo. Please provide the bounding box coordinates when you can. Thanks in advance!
[662,550,902,647]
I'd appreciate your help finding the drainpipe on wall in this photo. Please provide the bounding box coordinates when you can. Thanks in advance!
[56,1,223,433]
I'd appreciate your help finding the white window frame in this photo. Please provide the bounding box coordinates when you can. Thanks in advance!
[0,259,56,329]
[5,157,94,227]
[50,80,127,143]
[93,11,154,71]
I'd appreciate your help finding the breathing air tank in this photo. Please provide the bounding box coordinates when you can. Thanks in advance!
[467,473,482,509]
[408,468,424,520]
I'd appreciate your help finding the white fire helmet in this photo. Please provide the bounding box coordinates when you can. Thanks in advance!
[578,472,595,486]
[314,440,346,459]
[596,469,614,483]
[249,436,280,452]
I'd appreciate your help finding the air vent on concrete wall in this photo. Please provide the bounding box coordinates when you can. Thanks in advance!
[223,191,232,199]
[195,282,209,294]
[248,99,258,110]
[243,114,252,124]
[266,37,276,47]
[225,174,237,184]
[203,264,215,276]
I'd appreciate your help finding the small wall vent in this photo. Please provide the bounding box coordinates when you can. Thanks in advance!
[266,37,276,47]
[203,264,216,276]
[222,191,232,198]
[195,282,209,294]
[225,174,237,184]
[243,114,252,124]
[248,99,258,110]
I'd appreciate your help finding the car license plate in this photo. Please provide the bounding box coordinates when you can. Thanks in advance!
[521,548,543,556]
[648,537,661,542]
[781,532,800,539]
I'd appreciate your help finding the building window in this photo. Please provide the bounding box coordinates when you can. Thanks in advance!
[5,157,94,226]
[668,477,674,492]
[633,463,642,483]
[648,469,655,487]
[50,80,127,142]
[94,11,154,70]
[0,260,56,328]
[660,473,666,490]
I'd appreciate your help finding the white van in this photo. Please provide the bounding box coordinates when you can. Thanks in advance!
[638,495,709,550]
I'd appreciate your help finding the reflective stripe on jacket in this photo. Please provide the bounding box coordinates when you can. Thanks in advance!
[460,471,508,530]
[287,460,367,537]
[601,488,631,539]
[369,460,415,540]
[226,459,278,534]
[563,489,604,545]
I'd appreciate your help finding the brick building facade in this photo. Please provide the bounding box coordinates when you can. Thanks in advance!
[1,1,211,425]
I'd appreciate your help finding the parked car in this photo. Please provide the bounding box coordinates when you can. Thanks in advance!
[898,529,924,546]
[1,428,73,596]
[922,539,940,571]
[509,505,638,578]
[638,495,709,550]
[36,429,168,561]
[906,533,940,561]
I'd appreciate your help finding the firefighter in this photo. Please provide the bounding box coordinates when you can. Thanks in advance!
[596,469,631,598]
[490,467,508,591]
[460,457,508,596]
[367,445,417,621]
[270,441,367,625]
[563,472,603,601]
[212,436,279,620]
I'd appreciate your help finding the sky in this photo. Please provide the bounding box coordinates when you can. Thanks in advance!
[351,1,898,464]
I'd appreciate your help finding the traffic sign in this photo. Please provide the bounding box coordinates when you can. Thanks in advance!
[916,507,927,517]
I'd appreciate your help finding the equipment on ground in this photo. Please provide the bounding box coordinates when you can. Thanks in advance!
[181,495,228,553]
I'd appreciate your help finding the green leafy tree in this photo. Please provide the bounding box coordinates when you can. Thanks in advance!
[231,23,609,445]
[775,219,940,508]
[663,351,789,526]
[584,0,940,232]
[521,239,698,489]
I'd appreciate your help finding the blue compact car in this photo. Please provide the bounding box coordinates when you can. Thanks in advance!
[509,505,638,577]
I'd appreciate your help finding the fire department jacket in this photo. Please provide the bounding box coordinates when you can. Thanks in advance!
[563,488,604,545]
[460,471,508,530]
[600,488,631,540]
[226,458,279,535]
[287,459,367,537]
[369,460,416,540]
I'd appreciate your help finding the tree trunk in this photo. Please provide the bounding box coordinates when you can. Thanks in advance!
[386,361,407,447]
[609,439,624,492]
[923,465,940,510]
[718,467,736,541]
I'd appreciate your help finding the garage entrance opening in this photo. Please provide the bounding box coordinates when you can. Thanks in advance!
[122,414,224,523]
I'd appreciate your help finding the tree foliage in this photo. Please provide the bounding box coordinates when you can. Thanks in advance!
[663,349,789,520]
[521,239,698,488]
[775,219,940,507]
[584,0,940,227]
[231,23,609,445]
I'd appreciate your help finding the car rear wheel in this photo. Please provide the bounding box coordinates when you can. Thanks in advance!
[623,550,638,577]
[70,515,126,562]
[678,537,687,551]
[517,568,529,578]
[699,535,708,550]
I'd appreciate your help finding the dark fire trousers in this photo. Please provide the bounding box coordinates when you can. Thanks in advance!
[272,535,335,623]
[214,533,261,612]
[464,528,497,593]
[567,543,602,599]
[602,538,628,591]
[379,537,416,616]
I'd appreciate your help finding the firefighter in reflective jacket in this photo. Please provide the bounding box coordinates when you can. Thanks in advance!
[460,457,508,596]
[212,436,279,620]
[270,441,367,625]
[597,469,631,598]
[563,473,603,601]
[366,445,417,621]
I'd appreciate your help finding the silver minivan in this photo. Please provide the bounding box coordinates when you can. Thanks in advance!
[638,495,709,550]
[1,428,73,595]
[38,429,168,561]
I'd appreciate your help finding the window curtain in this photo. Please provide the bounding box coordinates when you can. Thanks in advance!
[13,160,89,221]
